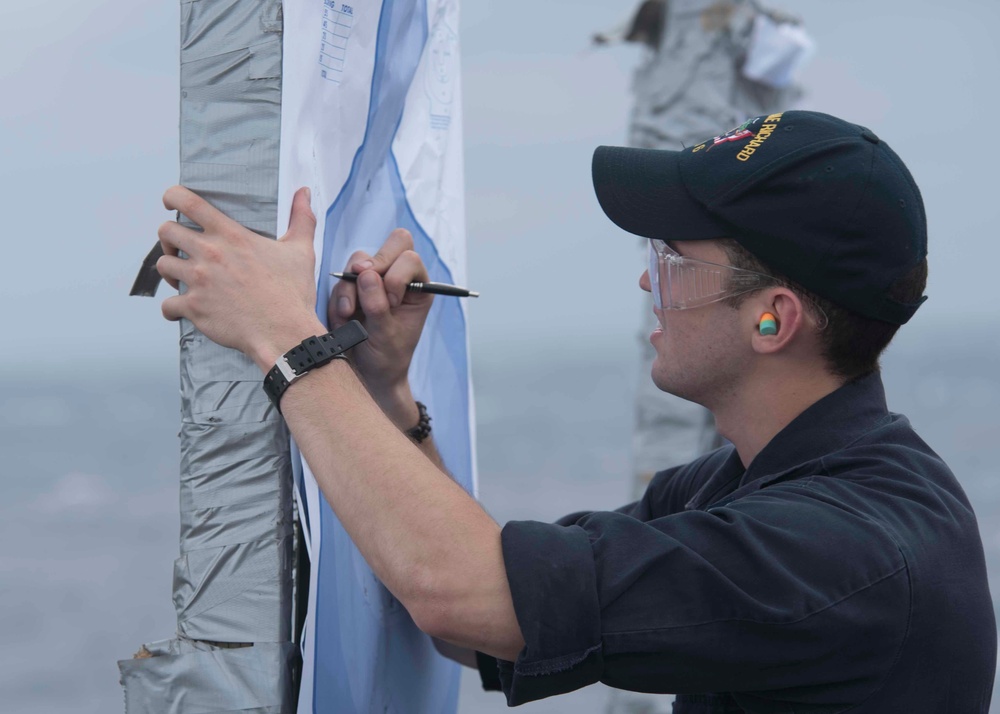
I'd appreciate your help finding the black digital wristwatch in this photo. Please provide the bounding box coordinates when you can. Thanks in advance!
[262,320,368,412]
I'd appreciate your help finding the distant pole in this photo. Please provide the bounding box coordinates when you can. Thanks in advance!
[121,1,298,711]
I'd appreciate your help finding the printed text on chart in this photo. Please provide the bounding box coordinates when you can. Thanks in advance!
[319,1,354,83]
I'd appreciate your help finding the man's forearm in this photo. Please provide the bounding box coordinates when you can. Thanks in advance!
[361,376,449,473]
[276,357,524,661]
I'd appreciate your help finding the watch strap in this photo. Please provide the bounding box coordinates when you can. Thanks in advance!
[263,320,368,412]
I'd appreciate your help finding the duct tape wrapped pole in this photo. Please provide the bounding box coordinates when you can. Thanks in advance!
[121,0,299,711]
[123,0,476,712]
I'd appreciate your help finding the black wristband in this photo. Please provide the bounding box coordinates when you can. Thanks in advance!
[406,401,432,443]
[262,320,368,413]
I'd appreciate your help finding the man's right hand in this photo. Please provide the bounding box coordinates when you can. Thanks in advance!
[327,229,433,428]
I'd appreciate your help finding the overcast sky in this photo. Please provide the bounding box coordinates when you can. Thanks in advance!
[1,0,998,374]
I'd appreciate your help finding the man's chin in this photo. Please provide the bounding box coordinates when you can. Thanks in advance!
[650,369,681,398]
[651,368,706,408]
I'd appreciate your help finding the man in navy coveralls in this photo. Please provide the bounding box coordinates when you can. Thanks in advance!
[155,110,996,712]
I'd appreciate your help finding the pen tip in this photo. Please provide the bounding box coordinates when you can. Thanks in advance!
[469,291,481,298]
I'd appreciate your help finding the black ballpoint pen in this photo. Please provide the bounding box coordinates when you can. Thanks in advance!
[330,272,480,298]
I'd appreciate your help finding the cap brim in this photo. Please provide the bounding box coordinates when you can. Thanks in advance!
[592,146,732,242]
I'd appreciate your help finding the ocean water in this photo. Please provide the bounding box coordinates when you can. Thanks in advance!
[2,322,998,713]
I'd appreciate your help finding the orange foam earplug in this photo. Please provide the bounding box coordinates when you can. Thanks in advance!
[759,313,778,335]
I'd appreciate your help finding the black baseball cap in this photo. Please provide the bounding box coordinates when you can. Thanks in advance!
[592,110,928,324]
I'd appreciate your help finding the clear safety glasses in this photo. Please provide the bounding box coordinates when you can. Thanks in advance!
[648,239,777,310]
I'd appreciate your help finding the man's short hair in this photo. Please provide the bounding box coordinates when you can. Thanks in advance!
[720,239,928,379]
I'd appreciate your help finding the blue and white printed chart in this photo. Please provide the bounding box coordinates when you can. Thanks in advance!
[277,0,474,712]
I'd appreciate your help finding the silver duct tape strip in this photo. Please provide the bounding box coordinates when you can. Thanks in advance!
[120,0,293,710]
[179,29,281,232]
[180,453,289,512]
[119,640,297,714]
[179,496,292,551]
[174,536,293,640]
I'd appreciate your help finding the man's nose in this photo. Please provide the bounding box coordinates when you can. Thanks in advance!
[639,269,652,293]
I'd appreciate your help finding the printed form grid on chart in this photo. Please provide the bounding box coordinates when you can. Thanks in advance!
[319,1,354,83]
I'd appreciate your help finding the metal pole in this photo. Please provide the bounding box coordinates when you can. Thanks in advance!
[120,1,298,710]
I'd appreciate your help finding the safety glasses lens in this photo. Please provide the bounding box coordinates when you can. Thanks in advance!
[648,240,663,309]
[649,239,759,310]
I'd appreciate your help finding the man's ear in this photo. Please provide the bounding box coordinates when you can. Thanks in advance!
[749,289,807,355]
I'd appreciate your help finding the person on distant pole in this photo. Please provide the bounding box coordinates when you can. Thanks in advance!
[155,110,995,712]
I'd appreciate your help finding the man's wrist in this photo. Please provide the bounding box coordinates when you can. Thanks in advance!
[252,317,329,374]
[260,320,369,413]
